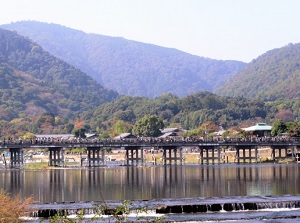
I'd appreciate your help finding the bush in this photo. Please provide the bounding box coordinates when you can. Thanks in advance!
[0,190,33,223]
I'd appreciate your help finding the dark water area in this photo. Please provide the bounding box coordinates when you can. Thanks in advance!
[0,163,299,203]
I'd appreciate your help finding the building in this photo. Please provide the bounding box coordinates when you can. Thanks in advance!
[242,123,272,137]
[158,128,186,139]
[114,133,137,140]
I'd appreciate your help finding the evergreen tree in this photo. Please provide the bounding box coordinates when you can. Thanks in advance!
[132,115,164,137]
[271,119,287,136]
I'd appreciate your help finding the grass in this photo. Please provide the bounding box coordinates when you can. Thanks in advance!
[22,162,49,170]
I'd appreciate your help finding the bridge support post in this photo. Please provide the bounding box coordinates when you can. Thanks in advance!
[87,147,104,167]
[271,145,293,162]
[9,148,23,168]
[235,146,258,164]
[162,146,182,165]
[48,147,64,167]
[125,146,144,166]
[198,146,220,165]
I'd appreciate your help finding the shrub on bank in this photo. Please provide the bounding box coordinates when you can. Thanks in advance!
[0,190,34,223]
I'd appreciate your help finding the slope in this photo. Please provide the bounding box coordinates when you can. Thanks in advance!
[1,21,246,98]
[0,28,118,121]
[215,43,300,100]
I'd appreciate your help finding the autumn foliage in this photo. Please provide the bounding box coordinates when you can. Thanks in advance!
[0,190,33,223]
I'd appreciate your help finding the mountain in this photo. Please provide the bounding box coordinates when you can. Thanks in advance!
[216,43,300,100]
[0,28,118,121]
[1,21,246,98]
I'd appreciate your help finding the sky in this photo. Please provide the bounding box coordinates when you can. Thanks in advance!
[1,0,300,62]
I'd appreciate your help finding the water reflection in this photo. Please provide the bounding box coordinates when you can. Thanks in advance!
[0,163,299,203]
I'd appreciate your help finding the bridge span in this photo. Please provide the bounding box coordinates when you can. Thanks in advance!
[0,138,300,168]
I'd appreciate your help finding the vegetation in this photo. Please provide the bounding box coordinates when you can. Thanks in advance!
[0,190,33,223]
[132,115,164,137]
[216,43,300,100]
[271,119,287,136]
[22,162,49,170]
[1,21,246,98]
[44,200,164,223]
[0,28,118,122]
[0,91,299,138]
[0,25,299,139]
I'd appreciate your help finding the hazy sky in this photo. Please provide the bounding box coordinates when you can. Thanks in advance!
[1,0,300,62]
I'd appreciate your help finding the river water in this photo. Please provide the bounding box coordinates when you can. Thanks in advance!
[1,163,300,222]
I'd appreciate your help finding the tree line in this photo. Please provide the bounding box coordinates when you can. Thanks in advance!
[0,92,299,139]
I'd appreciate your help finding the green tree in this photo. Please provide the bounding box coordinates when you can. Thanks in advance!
[271,119,287,136]
[113,120,132,136]
[288,122,300,137]
[132,115,164,137]
[74,128,86,138]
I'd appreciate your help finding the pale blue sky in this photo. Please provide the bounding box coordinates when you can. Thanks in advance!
[1,0,300,62]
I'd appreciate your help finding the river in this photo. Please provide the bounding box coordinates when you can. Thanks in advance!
[1,163,300,222]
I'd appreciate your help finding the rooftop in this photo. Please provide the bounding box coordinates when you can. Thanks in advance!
[242,123,272,132]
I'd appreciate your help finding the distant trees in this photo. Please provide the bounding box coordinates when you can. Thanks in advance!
[271,119,300,137]
[275,109,294,122]
[216,42,300,100]
[113,120,132,137]
[288,123,300,137]
[132,115,164,137]
[74,128,86,138]
[271,119,287,136]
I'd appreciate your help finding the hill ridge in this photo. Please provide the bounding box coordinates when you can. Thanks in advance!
[0,28,118,121]
[1,21,246,98]
[216,43,300,100]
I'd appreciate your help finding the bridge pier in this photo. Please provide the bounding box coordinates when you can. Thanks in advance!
[271,145,294,162]
[296,145,300,162]
[198,146,221,164]
[235,146,258,164]
[87,147,105,167]
[125,146,144,166]
[162,146,183,165]
[9,148,24,168]
[48,147,64,167]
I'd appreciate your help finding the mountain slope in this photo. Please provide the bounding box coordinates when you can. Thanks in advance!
[1,21,246,98]
[216,43,300,100]
[0,28,118,121]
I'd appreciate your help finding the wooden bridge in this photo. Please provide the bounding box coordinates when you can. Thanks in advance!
[0,138,300,168]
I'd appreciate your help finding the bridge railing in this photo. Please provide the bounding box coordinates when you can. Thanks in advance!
[0,136,299,148]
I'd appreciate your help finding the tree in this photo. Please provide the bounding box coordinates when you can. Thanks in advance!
[271,119,287,136]
[288,122,300,137]
[22,132,35,139]
[132,115,164,137]
[112,120,132,136]
[74,128,86,138]
[275,109,294,122]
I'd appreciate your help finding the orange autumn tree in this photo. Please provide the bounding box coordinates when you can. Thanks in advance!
[199,121,220,135]
[74,118,86,138]
[0,190,34,223]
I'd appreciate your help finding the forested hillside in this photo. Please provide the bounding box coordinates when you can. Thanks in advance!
[81,92,268,132]
[0,28,118,121]
[216,43,300,100]
[1,21,246,98]
[0,24,298,138]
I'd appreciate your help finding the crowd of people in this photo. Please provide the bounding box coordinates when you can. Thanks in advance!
[0,135,299,147]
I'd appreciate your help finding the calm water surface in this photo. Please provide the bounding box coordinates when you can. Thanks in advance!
[0,163,299,203]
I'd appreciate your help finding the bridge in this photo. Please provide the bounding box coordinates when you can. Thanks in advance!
[1,137,300,168]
